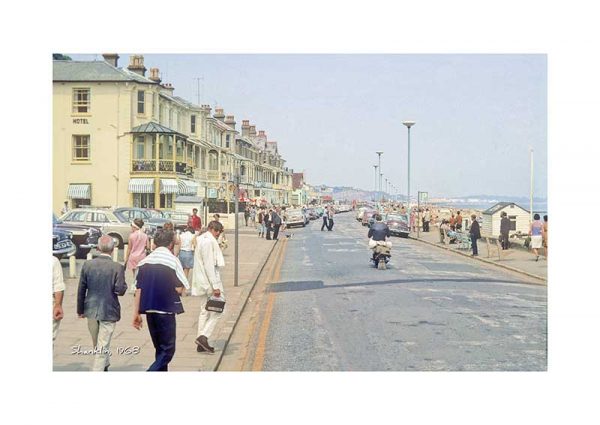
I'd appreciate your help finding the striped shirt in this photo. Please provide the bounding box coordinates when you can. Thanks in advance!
[137,247,190,289]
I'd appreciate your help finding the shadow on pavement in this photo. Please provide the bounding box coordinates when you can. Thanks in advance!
[269,276,533,293]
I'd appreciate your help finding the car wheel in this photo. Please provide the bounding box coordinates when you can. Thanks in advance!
[302,223,306,227]
[54,254,63,261]
[108,233,124,249]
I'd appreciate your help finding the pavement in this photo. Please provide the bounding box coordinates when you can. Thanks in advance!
[409,225,547,282]
[53,224,278,371]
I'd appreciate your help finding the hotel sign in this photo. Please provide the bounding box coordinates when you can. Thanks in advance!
[73,118,89,124]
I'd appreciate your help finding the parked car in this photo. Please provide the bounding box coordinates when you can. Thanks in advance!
[356,207,370,221]
[53,214,102,258]
[112,207,164,237]
[59,208,134,248]
[52,225,76,260]
[306,208,318,220]
[385,213,410,238]
[360,210,377,226]
[284,209,306,227]
[158,210,190,231]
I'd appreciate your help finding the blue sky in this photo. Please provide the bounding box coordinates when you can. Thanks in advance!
[70,54,547,198]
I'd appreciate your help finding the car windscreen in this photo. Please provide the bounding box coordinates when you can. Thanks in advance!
[386,214,408,222]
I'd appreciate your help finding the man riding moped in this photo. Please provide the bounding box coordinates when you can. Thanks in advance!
[368,214,392,268]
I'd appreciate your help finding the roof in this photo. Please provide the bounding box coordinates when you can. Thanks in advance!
[482,202,529,215]
[53,60,157,84]
[130,121,184,136]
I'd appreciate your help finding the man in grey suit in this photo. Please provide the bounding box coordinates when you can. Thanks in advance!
[500,211,511,250]
[77,235,127,371]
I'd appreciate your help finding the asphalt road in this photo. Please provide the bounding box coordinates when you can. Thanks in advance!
[258,212,547,371]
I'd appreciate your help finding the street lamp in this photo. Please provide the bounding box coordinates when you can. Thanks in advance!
[376,151,383,203]
[373,164,378,201]
[385,177,388,201]
[402,121,415,208]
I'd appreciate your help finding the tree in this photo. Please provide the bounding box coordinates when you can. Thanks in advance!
[52,54,72,61]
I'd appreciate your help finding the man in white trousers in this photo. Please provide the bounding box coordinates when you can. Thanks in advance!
[192,220,225,353]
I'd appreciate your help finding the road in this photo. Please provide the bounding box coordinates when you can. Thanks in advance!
[237,212,547,371]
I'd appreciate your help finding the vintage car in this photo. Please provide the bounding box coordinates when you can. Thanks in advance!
[52,224,76,260]
[385,213,410,237]
[360,209,377,226]
[60,208,136,248]
[284,209,307,227]
[53,214,101,258]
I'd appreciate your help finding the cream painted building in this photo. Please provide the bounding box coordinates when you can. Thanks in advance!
[53,54,295,215]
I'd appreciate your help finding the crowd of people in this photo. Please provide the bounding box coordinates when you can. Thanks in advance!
[52,207,236,371]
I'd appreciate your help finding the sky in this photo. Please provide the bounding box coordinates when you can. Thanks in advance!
[70,54,547,199]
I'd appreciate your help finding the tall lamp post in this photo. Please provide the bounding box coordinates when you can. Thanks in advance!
[376,151,383,204]
[529,147,534,223]
[233,174,240,287]
[385,178,388,202]
[373,165,378,202]
[402,121,415,209]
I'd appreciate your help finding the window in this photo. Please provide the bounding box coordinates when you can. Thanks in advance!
[160,194,173,208]
[133,193,155,208]
[137,90,145,114]
[226,134,230,148]
[208,150,219,171]
[93,213,109,223]
[508,215,517,231]
[72,135,90,161]
[191,115,196,133]
[159,105,164,124]
[72,88,90,113]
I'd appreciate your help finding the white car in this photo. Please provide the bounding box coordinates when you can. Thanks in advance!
[284,209,306,227]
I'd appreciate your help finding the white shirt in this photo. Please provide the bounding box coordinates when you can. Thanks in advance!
[179,231,195,251]
[52,256,65,293]
[192,232,225,295]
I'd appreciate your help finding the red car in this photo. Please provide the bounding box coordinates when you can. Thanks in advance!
[361,210,377,226]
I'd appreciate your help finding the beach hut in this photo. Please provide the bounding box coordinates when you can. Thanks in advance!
[481,202,529,237]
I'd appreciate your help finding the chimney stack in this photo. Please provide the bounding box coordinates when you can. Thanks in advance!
[249,125,257,137]
[224,115,236,129]
[213,108,225,122]
[162,82,174,94]
[127,55,147,76]
[102,53,119,68]
[241,120,250,137]
[149,68,161,83]
[201,104,212,116]
[258,130,267,139]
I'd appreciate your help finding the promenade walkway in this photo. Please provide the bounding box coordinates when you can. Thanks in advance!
[53,225,277,371]
[410,225,547,282]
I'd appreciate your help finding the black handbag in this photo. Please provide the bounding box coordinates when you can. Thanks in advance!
[205,295,226,313]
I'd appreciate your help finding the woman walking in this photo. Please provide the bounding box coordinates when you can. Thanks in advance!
[178,225,196,294]
[529,213,545,261]
[542,215,548,259]
[124,218,149,293]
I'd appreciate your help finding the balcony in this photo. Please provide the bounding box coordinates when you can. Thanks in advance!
[132,159,192,176]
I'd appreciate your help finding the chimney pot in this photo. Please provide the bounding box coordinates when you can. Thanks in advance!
[149,67,161,83]
[127,54,147,77]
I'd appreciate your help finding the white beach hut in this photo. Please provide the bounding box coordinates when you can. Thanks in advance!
[481,202,530,237]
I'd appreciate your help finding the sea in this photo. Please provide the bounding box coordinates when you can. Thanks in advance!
[430,201,547,216]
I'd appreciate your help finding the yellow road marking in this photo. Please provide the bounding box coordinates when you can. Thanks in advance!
[251,239,288,371]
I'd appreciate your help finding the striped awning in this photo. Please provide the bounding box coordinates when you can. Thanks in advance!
[160,178,179,194]
[128,178,155,194]
[177,179,199,196]
[67,184,91,199]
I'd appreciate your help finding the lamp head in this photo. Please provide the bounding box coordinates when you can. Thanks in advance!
[402,121,416,128]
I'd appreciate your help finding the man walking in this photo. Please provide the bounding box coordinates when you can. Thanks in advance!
[244,206,250,226]
[257,207,265,238]
[500,211,511,250]
[423,209,431,232]
[192,221,225,353]
[327,206,335,231]
[133,230,189,371]
[52,256,65,342]
[60,201,70,215]
[265,209,273,240]
[77,235,127,371]
[272,208,282,240]
[190,208,202,233]
[321,208,329,231]
[469,214,481,257]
